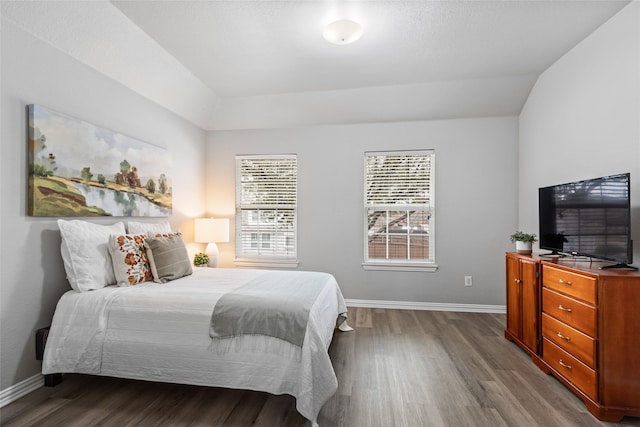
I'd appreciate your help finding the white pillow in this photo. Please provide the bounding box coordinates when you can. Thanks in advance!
[58,220,126,292]
[126,221,171,235]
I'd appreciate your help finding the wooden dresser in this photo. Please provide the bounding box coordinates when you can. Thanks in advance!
[506,253,640,422]
[505,252,540,358]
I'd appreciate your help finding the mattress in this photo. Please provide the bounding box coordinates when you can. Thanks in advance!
[42,268,348,423]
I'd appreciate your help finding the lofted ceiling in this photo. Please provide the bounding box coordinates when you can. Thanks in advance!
[1,0,631,130]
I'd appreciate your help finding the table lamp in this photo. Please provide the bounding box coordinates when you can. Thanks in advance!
[194,218,230,267]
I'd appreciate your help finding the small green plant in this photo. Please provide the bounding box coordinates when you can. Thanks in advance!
[509,231,537,243]
[193,252,210,266]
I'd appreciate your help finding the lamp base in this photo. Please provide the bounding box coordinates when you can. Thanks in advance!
[205,242,220,268]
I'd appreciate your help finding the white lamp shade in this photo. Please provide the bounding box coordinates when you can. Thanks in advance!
[323,19,363,45]
[194,218,230,243]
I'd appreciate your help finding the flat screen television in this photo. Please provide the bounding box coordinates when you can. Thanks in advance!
[538,173,633,268]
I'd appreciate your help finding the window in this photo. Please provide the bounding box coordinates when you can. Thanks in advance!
[235,155,297,267]
[364,150,436,271]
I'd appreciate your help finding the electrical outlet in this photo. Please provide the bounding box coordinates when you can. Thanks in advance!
[464,276,473,287]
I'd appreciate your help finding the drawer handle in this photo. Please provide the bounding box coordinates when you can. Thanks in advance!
[558,359,572,369]
[559,279,573,285]
[557,332,571,342]
[558,305,572,312]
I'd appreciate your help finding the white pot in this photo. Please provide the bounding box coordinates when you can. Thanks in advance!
[516,241,532,254]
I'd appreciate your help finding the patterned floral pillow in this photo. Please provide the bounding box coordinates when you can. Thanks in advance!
[108,234,153,286]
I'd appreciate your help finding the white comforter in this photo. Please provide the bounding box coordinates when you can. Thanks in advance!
[42,268,348,423]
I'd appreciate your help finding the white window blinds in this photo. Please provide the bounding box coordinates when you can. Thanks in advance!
[236,155,297,261]
[364,150,435,266]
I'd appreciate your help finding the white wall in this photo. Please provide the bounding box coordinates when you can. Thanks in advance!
[206,117,519,305]
[519,2,640,266]
[0,20,207,391]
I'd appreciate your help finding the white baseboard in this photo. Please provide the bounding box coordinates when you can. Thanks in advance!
[0,374,43,408]
[345,299,506,314]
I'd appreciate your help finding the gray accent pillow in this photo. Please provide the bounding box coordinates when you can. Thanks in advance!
[144,233,192,283]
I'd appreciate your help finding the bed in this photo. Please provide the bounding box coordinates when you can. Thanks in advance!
[42,220,349,425]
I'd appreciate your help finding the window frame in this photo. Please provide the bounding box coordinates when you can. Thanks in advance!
[362,150,437,272]
[234,154,298,269]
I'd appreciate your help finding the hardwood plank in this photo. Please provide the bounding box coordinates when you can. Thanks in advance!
[4,309,640,426]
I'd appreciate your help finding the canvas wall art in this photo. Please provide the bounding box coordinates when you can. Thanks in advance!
[28,104,172,217]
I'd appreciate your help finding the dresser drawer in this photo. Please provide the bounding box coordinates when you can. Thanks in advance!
[543,338,597,401]
[542,288,596,336]
[543,265,597,304]
[541,313,595,368]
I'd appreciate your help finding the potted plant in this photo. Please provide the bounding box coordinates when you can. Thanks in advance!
[510,231,537,254]
[193,252,210,267]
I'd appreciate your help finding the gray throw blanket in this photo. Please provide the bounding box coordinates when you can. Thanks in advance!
[209,271,331,347]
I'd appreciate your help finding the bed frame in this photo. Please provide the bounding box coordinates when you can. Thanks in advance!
[35,327,62,386]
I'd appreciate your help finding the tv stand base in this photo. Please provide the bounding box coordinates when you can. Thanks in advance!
[601,263,638,270]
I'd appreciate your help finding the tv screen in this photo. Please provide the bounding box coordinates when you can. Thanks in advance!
[538,173,632,265]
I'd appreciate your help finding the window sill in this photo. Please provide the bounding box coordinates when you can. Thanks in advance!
[362,262,438,272]
[234,258,299,269]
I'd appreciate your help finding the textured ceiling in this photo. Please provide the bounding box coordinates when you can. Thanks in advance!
[1,1,631,130]
[112,0,628,97]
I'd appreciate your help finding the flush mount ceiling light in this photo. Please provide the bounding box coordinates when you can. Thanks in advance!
[322,19,363,45]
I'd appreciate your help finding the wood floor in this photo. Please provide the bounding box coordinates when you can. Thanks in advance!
[2,308,640,426]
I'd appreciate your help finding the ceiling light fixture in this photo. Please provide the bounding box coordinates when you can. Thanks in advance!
[322,19,363,45]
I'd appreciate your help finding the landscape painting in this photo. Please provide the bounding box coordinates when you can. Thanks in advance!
[28,104,172,217]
